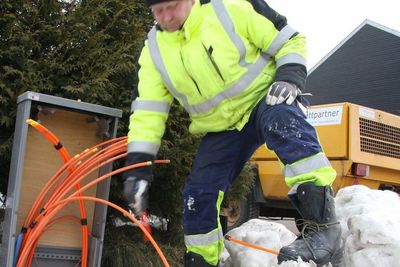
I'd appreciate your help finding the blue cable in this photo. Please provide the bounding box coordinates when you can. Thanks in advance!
[13,232,24,267]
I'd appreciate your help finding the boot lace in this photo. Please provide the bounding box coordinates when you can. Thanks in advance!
[296,219,340,260]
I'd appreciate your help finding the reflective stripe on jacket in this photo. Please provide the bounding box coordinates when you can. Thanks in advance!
[128,0,307,155]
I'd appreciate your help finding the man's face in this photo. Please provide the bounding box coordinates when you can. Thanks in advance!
[151,0,195,32]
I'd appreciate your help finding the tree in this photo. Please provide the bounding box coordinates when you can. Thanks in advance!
[0,0,153,196]
[0,0,255,265]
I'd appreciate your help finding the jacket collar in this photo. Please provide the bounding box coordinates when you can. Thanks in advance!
[181,0,202,40]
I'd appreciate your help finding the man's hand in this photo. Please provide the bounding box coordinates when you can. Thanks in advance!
[266,81,301,106]
[122,152,154,214]
[123,177,149,214]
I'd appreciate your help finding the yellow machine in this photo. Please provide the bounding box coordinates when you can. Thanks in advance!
[226,102,400,228]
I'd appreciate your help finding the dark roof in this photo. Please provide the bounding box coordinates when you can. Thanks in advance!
[306,20,400,115]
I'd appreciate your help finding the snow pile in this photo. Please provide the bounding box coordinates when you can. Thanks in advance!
[335,185,400,266]
[220,218,322,267]
[220,219,297,267]
[220,185,400,267]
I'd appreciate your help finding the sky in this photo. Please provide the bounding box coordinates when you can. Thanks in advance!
[220,185,400,266]
[265,0,400,69]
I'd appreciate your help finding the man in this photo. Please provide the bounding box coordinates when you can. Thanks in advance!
[123,0,343,266]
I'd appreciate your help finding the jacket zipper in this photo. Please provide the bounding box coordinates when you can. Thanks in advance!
[202,43,225,83]
[179,50,202,96]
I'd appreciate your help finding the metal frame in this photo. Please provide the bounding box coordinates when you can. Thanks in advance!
[1,91,122,267]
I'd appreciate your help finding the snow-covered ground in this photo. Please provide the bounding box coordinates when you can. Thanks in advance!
[220,185,400,267]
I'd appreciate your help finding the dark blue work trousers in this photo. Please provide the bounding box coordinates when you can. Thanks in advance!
[183,100,322,235]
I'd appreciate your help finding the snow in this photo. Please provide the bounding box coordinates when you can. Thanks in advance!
[220,185,400,267]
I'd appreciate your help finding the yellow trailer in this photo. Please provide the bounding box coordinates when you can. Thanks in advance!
[225,102,400,228]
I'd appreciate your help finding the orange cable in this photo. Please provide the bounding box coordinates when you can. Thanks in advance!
[18,159,169,267]
[25,119,90,266]
[23,122,127,265]
[19,146,97,256]
[18,122,169,266]
[45,141,127,206]
[225,235,279,255]
[23,146,126,265]
[19,161,150,260]
[21,139,126,254]
[17,196,170,267]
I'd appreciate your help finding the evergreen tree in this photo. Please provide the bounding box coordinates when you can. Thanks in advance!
[0,0,153,197]
[0,0,255,265]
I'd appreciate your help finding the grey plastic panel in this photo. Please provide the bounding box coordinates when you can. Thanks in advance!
[1,91,122,267]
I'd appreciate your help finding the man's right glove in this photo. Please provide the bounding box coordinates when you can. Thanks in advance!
[123,177,149,214]
[122,152,154,214]
[266,81,301,106]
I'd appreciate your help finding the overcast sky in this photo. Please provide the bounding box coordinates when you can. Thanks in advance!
[266,0,400,69]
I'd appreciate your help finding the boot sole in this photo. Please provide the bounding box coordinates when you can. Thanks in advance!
[279,240,344,267]
[328,245,344,267]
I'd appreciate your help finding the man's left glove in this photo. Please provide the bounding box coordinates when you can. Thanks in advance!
[266,81,301,106]
[122,152,154,214]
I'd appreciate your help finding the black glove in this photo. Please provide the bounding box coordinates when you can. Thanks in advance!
[122,152,154,214]
[266,81,301,106]
[123,177,149,214]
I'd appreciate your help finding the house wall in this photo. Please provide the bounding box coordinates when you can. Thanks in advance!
[306,23,400,115]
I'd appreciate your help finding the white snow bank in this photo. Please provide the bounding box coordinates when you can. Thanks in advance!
[220,219,297,267]
[335,185,400,267]
[220,185,400,267]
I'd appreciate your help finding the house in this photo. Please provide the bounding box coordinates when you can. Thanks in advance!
[306,20,400,115]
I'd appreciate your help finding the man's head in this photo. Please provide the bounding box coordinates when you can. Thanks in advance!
[147,0,195,32]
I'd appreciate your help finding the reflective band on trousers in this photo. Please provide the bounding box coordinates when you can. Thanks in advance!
[283,153,331,178]
[127,140,159,156]
[131,99,171,113]
[147,0,302,115]
[184,228,224,247]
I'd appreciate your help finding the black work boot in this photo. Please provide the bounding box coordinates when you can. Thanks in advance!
[184,252,215,267]
[278,183,343,267]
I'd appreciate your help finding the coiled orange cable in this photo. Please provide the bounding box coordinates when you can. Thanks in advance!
[16,120,171,266]
[24,119,90,266]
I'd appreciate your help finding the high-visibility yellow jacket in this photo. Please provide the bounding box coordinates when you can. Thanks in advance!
[128,0,307,156]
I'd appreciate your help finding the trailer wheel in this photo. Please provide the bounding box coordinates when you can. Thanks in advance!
[221,194,260,232]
